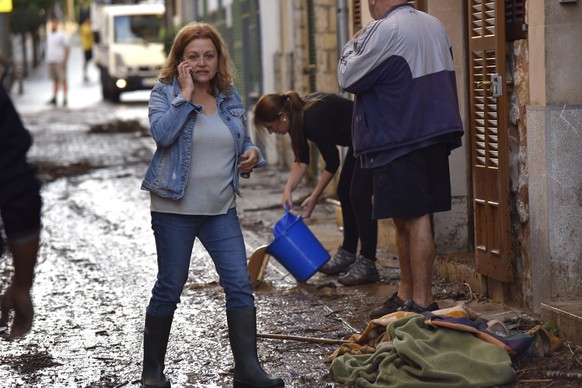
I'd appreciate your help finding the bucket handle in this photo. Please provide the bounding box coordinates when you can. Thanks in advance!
[274,204,301,237]
[286,204,303,227]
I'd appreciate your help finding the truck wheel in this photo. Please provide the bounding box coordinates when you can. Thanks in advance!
[110,89,121,103]
[101,83,110,100]
[100,68,111,100]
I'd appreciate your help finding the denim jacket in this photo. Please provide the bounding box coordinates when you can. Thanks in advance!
[141,78,266,199]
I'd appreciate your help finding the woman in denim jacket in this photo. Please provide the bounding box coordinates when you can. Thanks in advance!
[139,23,283,388]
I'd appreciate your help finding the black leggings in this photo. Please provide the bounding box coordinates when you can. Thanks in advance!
[336,147,377,261]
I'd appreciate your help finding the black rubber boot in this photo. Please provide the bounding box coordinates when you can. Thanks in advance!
[227,307,285,388]
[141,312,173,388]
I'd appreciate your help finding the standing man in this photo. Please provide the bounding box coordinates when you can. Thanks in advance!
[46,17,70,106]
[337,0,464,318]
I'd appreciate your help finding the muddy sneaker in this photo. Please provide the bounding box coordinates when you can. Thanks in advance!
[397,299,439,313]
[369,292,406,319]
[338,255,379,286]
[319,246,356,275]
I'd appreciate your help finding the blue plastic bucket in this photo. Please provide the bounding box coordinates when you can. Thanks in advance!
[266,207,330,282]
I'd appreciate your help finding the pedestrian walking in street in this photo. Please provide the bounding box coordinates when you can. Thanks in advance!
[0,84,43,339]
[140,22,284,388]
[79,16,93,83]
[46,16,70,106]
[253,92,379,286]
[337,0,464,318]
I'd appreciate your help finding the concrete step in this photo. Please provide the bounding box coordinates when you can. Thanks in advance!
[541,300,582,346]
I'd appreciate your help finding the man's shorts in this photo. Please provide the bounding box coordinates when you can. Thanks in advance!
[372,143,452,219]
[48,63,66,83]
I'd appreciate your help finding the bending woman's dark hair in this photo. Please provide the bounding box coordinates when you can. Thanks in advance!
[253,91,320,161]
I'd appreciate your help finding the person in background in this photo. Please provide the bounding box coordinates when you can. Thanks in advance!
[338,0,464,318]
[139,22,284,388]
[253,92,379,286]
[0,84,42,339]
[80,16,93,83]
[46,16,70,106]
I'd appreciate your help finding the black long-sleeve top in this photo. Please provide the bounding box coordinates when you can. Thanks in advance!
[298,93,353,174]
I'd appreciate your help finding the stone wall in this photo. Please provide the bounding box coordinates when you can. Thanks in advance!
[528,0,582,313]
[506,38,531,309]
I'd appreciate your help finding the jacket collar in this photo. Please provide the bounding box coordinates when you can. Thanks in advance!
[383,2,413,19]
[171,77,230,102]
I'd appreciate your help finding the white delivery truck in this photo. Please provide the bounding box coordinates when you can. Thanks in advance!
[91,1,166,102]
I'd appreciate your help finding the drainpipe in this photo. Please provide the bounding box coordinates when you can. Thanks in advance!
[335,0,349,97]
[306,0,318,183]
[306,0,316,93]
[335,0,350,171]
[336,0,349,57]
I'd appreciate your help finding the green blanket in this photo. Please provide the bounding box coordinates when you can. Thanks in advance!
[330,315,515,387]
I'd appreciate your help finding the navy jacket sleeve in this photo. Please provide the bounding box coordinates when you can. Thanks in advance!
[0,85,42,247]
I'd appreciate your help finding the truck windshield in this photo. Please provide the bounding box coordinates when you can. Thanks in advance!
[114,14,163,44]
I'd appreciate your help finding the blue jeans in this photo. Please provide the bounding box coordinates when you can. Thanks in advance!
[146,208,254,317]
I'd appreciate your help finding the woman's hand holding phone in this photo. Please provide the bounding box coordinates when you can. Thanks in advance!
[178,57,194,99]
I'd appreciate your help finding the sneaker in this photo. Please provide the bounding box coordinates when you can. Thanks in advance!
[48,97,57,105]
[63,98,67,107]
[397,299,439,314]
[369,292,406,319]
[319,246,356,275]
[338,255,379,286]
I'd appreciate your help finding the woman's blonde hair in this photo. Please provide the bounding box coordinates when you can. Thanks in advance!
[253,91,321,161]
[158,22,234,95]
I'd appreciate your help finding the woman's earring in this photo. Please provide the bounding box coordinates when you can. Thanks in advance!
[283,118,287,122]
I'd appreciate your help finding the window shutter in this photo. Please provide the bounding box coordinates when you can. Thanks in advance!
[505,0,527,41]
[468,0,512,281]
[352,0,362,33]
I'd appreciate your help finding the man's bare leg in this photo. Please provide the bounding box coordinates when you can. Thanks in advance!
[394,218,413,301]
[50,80,58,103]
[369,214,435,318]
[62,79,68,105]
[406,214,435,308]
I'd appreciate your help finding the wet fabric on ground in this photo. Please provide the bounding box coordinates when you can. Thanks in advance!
[329,314,516,387]
[425,315,534,357]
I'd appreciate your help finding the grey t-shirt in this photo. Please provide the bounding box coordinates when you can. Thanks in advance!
[150,110,236,215]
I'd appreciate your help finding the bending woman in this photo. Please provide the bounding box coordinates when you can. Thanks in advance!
[253,91,378,286]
